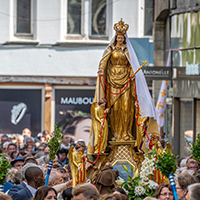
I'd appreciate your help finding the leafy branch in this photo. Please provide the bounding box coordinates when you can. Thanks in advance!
[153,149,178,177]
[0,153,11,184]
[48,123,63,161]
[187,133,200,163]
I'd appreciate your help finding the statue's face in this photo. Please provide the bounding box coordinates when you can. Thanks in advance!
[116,35,124,45]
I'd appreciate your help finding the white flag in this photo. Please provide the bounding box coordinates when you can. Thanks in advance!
[156,51,171,128]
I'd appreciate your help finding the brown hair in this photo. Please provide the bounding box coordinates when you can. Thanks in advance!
[113,35,126,46]
[99,194,121,200]
[155,183,172,198]
[178,173,197,190]
[72,183,100,200]
[33,186,57,200]
[0,194,12,200]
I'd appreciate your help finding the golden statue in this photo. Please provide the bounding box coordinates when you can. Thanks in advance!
[68,141,86,187]
[88,19,158,154]
[90,98,108,154]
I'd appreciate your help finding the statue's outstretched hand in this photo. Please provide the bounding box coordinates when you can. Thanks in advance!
[98,68,104,76]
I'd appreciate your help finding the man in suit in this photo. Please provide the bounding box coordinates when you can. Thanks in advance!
[12,166,45,200]
[8,163,39,197]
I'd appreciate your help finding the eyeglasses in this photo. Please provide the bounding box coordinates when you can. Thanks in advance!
[176,187,182,190]
[160,193,173,197]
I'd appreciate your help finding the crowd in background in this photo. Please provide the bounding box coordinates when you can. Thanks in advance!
[0,128,200,200]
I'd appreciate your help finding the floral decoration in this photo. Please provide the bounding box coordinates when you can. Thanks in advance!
[121,154,158,200]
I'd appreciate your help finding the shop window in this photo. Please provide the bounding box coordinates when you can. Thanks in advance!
[16,0,32,35]
[0,88,42,136]
[54,87,95,146]
[67,0,82,34]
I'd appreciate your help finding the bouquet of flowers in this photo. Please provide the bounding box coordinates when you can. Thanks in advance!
[121,155,158,200]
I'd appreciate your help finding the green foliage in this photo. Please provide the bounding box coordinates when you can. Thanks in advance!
[187,133,200,163]
[121,164,156,200]
[153,149,178,177]
[0,153,11,184]
[48,123,63,161]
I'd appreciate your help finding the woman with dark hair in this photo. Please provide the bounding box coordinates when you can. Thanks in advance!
[33,186,57,200]
[62,187,73,200]
[155,183,173,200]
[60,113,91,146]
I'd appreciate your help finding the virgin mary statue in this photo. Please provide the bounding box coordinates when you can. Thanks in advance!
[88,19,159,154]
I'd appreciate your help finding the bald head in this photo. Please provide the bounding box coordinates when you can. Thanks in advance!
[24,166,45,188]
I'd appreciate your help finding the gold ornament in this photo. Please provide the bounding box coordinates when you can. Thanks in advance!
[113,18,129,35]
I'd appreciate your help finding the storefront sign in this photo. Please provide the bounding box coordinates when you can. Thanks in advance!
[142,67,171,80]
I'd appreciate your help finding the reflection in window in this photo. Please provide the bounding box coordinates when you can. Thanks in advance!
[17,0,31,34]
[91,0,106,36]
[67,0,82,34]
[144,0,153,36]
[180,100,192,158]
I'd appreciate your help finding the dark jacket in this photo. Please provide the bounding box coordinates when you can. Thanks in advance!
[12,186,32,200]
[8,181,26,197]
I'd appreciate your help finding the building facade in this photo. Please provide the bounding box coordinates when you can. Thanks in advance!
[154,0,200,156]
[0,0,153,137]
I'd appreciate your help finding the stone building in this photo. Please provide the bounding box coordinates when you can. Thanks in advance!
[154,0,200,156]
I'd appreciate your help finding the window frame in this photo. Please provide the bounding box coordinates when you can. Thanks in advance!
[14,0,34,38]
[66,0,84,37]
[89,0,109,39]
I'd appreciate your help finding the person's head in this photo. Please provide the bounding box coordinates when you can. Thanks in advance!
[14,169,24,184]
[22,128,32,137]
[62,115,91,146]
[3,141,10,153]
[24,157,37,165]
[24,144,33,154]
[25,166,45,188]
[176,173,197,200]
[62,187,73,200]
[7,143,17,155]
[58,148,68,162]
[186,183,200,200]
[10,151,18,159]
[75,140,86,151]
[48,169,64,186]
[13,160,24,170]
[21,163,39,181]
[113,34,126,46]
[33,186,57,200]
[113,187,127,197]
[1,134,9,146]
[72,183,100,200]
[56,167,69,182]
[187,161,199,172]
[42,130,51,141]
[37,144,46,152]
[0,194,12,200]
[99,194,121,200]
[155,183,173,200]
[17,135,24,147]
[62,134,71,146]
[143,198,159,200]
[26,137,35,145]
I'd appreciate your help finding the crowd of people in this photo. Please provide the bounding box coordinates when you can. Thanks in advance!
[0,128,200,200]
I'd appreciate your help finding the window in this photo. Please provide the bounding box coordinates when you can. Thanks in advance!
[144,0,153,36]
[16,0,31,34]
[91,0,107,36]
[67,0,82,34]
[0,87,44,136]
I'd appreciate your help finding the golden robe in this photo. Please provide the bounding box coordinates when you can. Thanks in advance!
[87,44,159,154]
[68,147,86,187]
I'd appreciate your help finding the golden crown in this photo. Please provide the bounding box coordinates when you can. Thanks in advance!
[114,19,129,35]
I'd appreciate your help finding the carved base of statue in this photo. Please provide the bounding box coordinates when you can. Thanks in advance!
[108,141,144,182]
